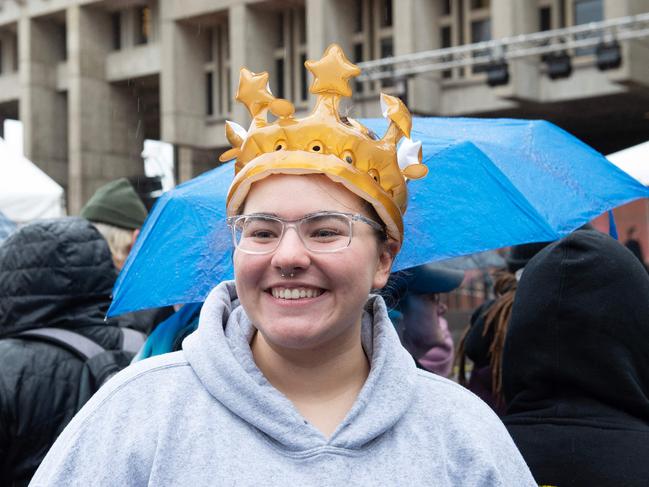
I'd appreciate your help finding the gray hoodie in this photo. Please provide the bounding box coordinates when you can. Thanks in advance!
[30,281,534,486]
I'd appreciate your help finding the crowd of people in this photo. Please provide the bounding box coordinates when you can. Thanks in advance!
[1,43,648,486]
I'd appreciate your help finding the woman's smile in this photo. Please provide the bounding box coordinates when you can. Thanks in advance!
[267,286,325,300]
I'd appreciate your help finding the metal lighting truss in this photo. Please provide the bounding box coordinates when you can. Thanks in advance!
[356,12,649,81]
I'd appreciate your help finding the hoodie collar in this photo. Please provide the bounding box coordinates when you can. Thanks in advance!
[183,281,417,451]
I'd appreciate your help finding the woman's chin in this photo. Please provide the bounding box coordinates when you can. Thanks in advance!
[256,319,329,351]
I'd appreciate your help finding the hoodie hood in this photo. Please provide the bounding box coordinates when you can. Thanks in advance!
[502,229,649,424]
[183,280,418,451]
[0,217,117,336]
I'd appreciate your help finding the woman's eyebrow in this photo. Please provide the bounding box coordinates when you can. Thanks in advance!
[244,212,279,218]
[242,211,343,219]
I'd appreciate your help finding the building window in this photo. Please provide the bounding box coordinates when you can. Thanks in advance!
[538,1,603,55]
[539,6,552,31]
[573,0,603,55]
[58,24,67,61]
[352,0,395,93]
[204,23,231,118]
[12,36,18,72]
[573,0,603,25]
[273,7,308,106]
[537,0,603,29]
[112,12,122,50]
[470,0,490,8]
[135,6,151,45]
[205,72,214,116]
[380,0,393,27]
[438,0,492,79]
[470,18,491,43]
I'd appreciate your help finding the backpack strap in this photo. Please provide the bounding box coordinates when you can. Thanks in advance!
[16,328,105,360]
[119,327,146,354]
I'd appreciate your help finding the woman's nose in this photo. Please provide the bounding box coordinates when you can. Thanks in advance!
[270,226,311,271]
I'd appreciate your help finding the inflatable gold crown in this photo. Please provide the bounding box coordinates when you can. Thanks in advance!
[222,43,428,243]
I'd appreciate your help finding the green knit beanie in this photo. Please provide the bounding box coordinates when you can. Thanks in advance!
[80,178,148,230]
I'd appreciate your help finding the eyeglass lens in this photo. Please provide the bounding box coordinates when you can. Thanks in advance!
[233,214,353,253]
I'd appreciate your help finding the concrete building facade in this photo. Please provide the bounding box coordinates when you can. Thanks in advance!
[0,0,648,213]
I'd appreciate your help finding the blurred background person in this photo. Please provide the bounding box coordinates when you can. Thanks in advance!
[80,178,148,272]
[624,225,647,268]
[501,229,649,486]
[80,178,173,335]
[456,241,550,413]
[0,218,132,486]
[383,264,464,377]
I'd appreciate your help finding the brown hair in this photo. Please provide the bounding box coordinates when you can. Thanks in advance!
[457,271,518,403]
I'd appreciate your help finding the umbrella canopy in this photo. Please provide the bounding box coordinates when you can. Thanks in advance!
[0,210,17,243]
[108,117,649,317]
[606,140,649,185]
[438,250,506,271]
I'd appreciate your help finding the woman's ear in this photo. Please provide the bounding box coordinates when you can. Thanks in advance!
[372,240,400,289]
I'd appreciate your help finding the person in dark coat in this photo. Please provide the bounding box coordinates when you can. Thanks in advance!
[501,229,649,486]
[0,217,128,486]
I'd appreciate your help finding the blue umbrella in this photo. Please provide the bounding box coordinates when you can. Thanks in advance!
[0,210,17,243]
[108,117,649,317]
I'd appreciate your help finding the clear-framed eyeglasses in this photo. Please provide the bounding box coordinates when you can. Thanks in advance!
[226,211,385,255]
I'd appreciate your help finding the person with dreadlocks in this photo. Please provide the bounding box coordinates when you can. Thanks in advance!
[456,242,550,414]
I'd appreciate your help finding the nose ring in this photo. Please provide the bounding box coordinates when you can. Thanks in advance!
[280,271,295,278]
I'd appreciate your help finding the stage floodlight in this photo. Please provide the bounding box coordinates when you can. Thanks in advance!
[545,52,572,79]
[486,61,509,87]
[596,41,622,71]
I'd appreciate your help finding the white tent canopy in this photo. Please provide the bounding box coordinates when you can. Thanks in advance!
[0,136,65,224]
[607,140,649,186]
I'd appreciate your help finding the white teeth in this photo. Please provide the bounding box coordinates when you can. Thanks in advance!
[270,287,322,300]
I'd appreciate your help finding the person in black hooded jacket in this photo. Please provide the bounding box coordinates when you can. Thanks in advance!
[0,217,128,486]
[501,229,649,486]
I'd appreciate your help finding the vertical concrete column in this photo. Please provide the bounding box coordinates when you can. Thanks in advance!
[177,145,194,183]
[19,16,68,190]
[305,0,354,110]
[393,0,442,114]
[67,5,144,213]
[0,31,10,73]
[491,0,540,101]
[229,3,277,124]
[604,0,649,17]
[159,0,207,148]
[305,0,354,60]
[605,0,649,87]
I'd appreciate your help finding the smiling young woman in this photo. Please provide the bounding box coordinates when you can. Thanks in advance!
[235,174,394,436]
[31,44,536,486]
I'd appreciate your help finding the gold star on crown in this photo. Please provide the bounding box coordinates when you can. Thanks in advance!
[222,43,428,243]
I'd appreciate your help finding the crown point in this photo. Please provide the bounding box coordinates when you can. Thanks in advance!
[269,98,296,118]
[380,93,412,139]
[403,164,428,180]
[236,68,275,117]
[219,147,241,163]
[225,121,246,148]
[305,43,361,98]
